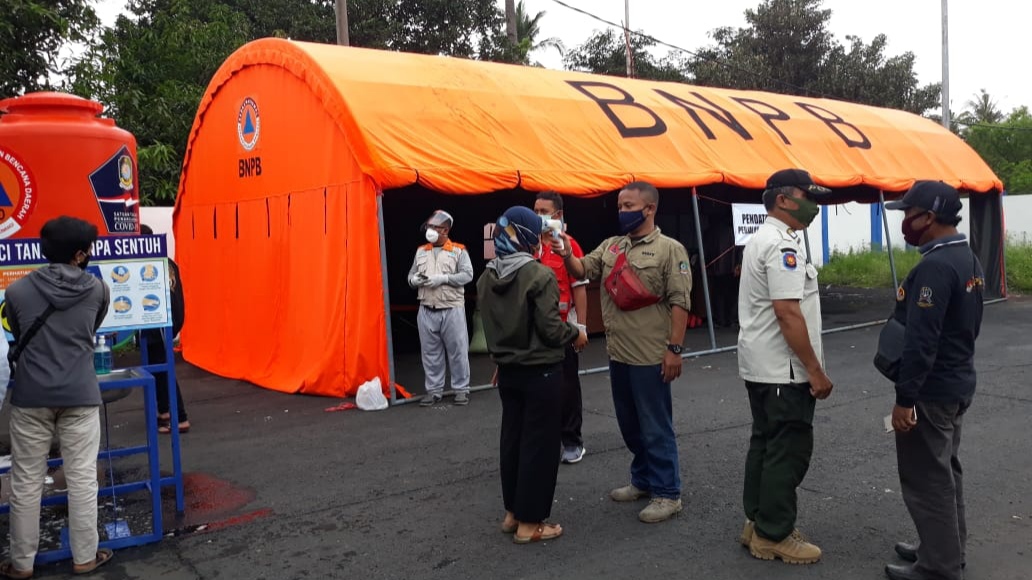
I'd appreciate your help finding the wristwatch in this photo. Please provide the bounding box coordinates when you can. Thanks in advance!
[666,343,684,355]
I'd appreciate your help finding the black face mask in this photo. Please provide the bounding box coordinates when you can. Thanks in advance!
[78,252,91,270]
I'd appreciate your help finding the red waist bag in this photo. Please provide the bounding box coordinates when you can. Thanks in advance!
[604,251,662,311]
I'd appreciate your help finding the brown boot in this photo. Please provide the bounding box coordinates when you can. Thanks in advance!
[749,531,822,564]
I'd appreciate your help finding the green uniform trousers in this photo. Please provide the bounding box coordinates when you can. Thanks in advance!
[743,381,816,542]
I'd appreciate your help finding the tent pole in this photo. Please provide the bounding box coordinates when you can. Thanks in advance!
[690,188,717,350]
[879,191,900,290]
[376,191,398,405]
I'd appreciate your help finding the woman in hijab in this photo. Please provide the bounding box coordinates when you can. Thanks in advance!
[477,206,588,544]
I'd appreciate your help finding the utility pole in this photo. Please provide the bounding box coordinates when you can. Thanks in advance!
[940,0,950,129]
[624,0,632,77]
[335,0,350,46]
[505,0,517,45]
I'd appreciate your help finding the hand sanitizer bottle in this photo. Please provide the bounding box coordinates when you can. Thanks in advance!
[94,335,112,375]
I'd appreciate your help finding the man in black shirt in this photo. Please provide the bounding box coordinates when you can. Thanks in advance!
[883,181,983,580]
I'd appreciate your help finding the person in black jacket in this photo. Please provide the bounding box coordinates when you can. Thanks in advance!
[882,181,983,580]
[139,225,189,434]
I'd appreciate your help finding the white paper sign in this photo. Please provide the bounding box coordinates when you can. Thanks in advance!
[732,203,768,246]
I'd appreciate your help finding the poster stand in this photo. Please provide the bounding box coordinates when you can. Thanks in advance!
[0,234,185,563]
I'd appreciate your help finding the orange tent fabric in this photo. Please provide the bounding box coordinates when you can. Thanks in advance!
[174,38,1001,398]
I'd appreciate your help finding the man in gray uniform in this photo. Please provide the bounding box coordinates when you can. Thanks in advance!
[408,210,474,406]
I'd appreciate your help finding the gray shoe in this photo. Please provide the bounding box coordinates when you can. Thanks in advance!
[453,392,469,406]
[638,498,683,523]
[609,484,650,502]
[561,446,585,464]
[419,393,442,407]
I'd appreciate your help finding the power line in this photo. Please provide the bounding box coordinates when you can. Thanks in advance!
[549,0,834,99]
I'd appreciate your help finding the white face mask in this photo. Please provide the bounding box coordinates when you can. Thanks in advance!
[425,228,439,244]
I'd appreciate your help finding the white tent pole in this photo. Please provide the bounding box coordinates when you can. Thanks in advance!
[690,188,717,350]
[880,191,900,290]
[376,192,398,404]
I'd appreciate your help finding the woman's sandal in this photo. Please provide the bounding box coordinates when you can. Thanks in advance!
[513,523,563,544]
[501,520,518,534]
[0,560,33,579]
[72,548,113,575]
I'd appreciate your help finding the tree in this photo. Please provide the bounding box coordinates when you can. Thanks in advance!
[564,29,688,83]
[689,0,940,115]
[0,0,99,97]
[515,0,564,66]
[67,0,517,205]
[959,89,1004,126]
[68,0,253,204]
[965,107,1032,194]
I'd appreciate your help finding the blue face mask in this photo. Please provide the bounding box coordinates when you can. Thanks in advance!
[618,209,646,235]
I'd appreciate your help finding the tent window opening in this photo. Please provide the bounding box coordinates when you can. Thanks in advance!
[265,198,271,238]
[212,206,217,240]
[323,188,328,235]
[235,203,240,239]
[287,194,292,226]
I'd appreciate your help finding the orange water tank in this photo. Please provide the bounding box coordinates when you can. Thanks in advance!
[0,92,140,239]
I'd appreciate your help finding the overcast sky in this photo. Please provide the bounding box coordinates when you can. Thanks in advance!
[92,0,1029,114]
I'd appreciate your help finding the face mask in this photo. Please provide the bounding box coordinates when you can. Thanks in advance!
[618,210,646,235]
[783,196,820,227]
[425,228,439,244]
[901,212,931,246]
[78,252,91,270]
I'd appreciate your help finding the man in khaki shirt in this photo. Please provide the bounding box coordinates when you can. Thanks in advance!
[736,169,834,566]
[553,181,692,524]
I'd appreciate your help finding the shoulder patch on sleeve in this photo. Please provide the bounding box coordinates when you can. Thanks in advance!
[917,286,934,308]
[781,252,799,271]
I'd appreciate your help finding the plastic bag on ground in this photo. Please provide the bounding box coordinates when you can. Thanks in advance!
[355,377,388,411]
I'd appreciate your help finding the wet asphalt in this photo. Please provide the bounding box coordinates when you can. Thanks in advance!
[2,293,1030,579]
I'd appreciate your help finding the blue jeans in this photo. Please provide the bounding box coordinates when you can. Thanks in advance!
[609,361,681,499]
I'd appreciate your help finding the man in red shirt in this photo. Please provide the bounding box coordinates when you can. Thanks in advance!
[534,191,589,464]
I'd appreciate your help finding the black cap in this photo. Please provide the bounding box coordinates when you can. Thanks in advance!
[765,168,832,199]
[885,181,962,217]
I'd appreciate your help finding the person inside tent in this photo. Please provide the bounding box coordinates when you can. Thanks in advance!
[407,210,474,407]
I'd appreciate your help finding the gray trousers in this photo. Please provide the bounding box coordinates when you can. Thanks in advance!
[895,400,970,580]
[417,305,470,395]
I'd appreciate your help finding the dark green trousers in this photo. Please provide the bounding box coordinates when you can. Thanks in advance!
[743,381,816,541]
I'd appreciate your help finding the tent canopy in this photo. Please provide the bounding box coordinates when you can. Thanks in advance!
[174,38,1002,398]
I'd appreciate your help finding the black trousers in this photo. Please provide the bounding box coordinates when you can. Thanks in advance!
[896,400,970,580]
[743,381,816,541]
[498,363,562,523]
[143,330,189,422]
[560,345,583,448]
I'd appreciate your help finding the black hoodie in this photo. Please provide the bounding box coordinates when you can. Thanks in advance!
[6,263,110,408]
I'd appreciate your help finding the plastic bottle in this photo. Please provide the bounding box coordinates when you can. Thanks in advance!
[94,335,112,375]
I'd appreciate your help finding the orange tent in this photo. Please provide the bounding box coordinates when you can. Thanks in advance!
[173,38,1002,399]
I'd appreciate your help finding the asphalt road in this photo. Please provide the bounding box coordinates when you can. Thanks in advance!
[2,295,1030,579]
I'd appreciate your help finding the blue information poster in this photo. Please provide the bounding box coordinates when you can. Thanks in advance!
[0,234,172,340]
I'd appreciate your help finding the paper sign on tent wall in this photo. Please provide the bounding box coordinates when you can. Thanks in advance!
[732,204,769,246]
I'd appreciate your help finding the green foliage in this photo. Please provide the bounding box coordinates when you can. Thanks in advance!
[515,0,564,66]
[819,249,921,288]
[0,0,99,97]
[564,29,688,83]
[964,107,1032,194]
[65,0,521,206]
[67,0,252,206]
[1005,242,1032,294]
[818,244,1032,295]
[689,0,940,114]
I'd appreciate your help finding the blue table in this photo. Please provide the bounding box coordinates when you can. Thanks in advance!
[0,365,184,563]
